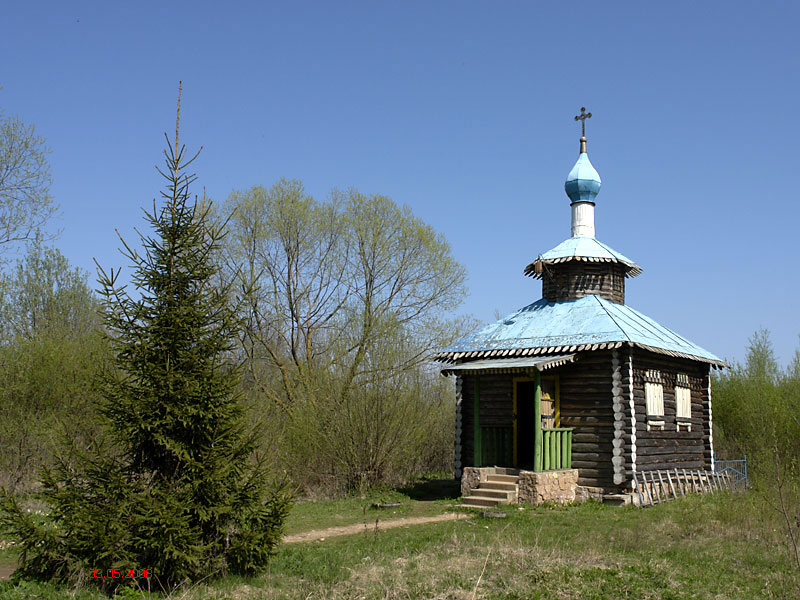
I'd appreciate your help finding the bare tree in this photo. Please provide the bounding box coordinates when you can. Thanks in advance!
[0,105,58,254]
[219,181,471,490]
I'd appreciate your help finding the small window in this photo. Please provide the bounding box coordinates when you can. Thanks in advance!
[644,370,664,431]
[676,373,691,431]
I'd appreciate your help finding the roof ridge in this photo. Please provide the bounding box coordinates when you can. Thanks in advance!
[615,302,702,348]
[590,238,638,267]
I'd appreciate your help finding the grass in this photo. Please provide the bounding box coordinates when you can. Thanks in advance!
[241,494,798,599]
[0,481,797,599]
[285,476,461,534]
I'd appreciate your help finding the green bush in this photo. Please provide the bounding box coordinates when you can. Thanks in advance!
[713,329,800,572]
[0,243,106,493]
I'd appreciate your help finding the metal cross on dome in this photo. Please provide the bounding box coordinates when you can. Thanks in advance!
[574,107,592,137]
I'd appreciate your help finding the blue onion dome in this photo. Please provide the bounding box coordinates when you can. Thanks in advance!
[564,137,601,204]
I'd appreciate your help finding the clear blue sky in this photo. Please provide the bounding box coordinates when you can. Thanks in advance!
[2,1,797,366]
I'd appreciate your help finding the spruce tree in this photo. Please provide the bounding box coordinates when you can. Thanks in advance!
[0,94,290,589]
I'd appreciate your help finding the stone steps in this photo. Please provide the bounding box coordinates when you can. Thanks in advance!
[472,488,511,500]
[461,469,520,507]
[461,466,580,507]
[487,474,519,484]
[480,481,517,492]
[461,495,503,508]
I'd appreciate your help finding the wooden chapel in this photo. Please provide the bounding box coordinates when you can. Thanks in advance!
[435,109,726,499]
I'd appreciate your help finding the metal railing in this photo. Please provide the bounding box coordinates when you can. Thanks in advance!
[714,454,748,489]
[541,427,573,470]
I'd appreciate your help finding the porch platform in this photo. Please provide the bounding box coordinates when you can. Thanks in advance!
[461,466,579,506]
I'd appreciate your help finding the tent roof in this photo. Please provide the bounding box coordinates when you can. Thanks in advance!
[436,295,725,367]
[524,237,642,278]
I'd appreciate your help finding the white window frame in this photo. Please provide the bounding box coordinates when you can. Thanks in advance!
[676,373,691,431]
[644,369,664,431]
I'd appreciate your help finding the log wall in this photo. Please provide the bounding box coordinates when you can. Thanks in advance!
[542,262,626,304]
[622,349,637,483]
[454,376,463,478]
[630,350,712,474]
[453,347,713,491]
[458,353,616,488]
[557,350,615,488]
[460,374,474,470]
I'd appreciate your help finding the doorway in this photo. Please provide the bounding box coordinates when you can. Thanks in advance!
[514,379,535,469]
[513,376,560,469]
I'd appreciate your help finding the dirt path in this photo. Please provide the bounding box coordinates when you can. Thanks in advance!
[283,512,464,544]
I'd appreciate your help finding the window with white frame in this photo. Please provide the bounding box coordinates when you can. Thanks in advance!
[676,373,691,431]
[644,369,664,430]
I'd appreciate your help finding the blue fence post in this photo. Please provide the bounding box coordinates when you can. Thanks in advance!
[744,454,748,488]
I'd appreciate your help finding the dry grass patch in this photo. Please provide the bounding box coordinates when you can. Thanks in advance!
[2,492,798,599]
